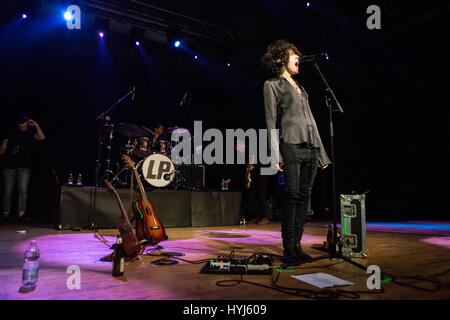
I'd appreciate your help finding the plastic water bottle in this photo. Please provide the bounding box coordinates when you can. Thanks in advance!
[22,240,40,288]
[67,173,74,185]
[76,173,83,186]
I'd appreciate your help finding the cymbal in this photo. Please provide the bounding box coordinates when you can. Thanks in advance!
[114,123,147,137]
[167,126,189,134]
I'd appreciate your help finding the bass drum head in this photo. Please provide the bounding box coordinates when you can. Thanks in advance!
[141,153,175,187]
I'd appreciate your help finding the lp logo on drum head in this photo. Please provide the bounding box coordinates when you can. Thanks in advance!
[142,154,175,187]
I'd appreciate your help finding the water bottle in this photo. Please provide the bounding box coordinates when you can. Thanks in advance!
[22,240,40,288]
[112,235,125,277]
[76,173,83,186]
[67,173,74,185]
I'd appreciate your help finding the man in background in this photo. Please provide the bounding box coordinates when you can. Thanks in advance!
[0,115,45,223]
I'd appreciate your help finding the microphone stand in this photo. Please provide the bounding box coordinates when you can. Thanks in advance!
[283,62,374,278]
[87,87,134,230]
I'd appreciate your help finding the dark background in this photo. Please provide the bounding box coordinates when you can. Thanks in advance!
[0,0,449,222]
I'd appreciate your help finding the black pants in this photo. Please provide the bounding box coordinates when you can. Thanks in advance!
[280,143,319,256]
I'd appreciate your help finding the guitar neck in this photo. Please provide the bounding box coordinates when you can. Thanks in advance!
[132,166,150,209]
[104,180,132,226]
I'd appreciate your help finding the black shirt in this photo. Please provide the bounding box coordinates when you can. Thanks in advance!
[2,128,36,169]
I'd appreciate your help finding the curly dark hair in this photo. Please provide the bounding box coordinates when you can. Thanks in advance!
[261,39,302,76]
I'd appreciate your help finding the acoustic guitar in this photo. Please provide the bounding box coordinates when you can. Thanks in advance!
[122,154,168,245]
[104,179,142,261]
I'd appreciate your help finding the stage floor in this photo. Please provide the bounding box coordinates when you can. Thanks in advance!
[0,220,449,300]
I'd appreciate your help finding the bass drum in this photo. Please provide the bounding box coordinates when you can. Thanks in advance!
[141,153,175,187]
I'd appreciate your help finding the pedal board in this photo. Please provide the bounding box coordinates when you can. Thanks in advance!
[201,253,273,275]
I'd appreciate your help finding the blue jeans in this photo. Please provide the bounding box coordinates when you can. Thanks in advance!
[2,167,31,215]
[280,143,319,256]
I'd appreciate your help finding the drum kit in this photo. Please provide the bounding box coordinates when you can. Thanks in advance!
[104,123,192,189]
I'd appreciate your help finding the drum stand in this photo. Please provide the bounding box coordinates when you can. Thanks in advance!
[110,158,145,187]
[103,121,115,181]
[89,86,135,230]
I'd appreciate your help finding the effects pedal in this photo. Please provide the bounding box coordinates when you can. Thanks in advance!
[201,253,273,275]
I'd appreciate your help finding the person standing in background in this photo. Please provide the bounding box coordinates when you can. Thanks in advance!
[0,115,45,223]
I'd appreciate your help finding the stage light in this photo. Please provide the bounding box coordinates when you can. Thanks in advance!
[227,63,231,67]
[95,17,110,38]
[174,40,181,48]
[306,2,310,7]
[194,55,198,59]
[64,11,73,21]
[22,13,27,19]
[136,41,140,46]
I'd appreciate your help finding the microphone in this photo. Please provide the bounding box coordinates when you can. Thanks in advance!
[301,53,329,63]
[131,85,135,101]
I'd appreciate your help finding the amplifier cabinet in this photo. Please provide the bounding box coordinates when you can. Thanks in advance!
[340,194,367,258]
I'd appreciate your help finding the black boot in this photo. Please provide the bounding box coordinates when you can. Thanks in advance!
[294,244,312,261]
[282,237,301,264]
[294,227,312,261]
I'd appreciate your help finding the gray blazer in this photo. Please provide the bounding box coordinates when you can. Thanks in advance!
[264,76,331,166]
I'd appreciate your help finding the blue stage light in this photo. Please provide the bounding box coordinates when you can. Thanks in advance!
[22,13,27,19]
[64,11,73,21]
[306,2,310,7]
[194,55,198,59]
[227,63,231,67]
[136,41,140,46]
[174,40,181,47]
[99,32,104,38]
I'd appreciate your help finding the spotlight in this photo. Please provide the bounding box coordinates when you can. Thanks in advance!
[64,11,73,21]
[130,27,145,47]
[306,2,310,7]
[95,17,110,39]
[194,55,198,60]
[174,40,181,48]
[22,13,27,19]
[227,63,231,67]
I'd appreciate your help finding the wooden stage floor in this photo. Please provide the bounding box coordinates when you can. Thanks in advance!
[0,221,449,300]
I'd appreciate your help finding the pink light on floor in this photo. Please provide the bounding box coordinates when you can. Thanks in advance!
[421,237,450,249]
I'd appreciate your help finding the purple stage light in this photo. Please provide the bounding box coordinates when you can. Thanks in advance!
[99,32,104,38]
[135,41,140,46]
[22,13,27,19]
[306,2,310,7]
[227,63,231,67]
[194,55,198,59]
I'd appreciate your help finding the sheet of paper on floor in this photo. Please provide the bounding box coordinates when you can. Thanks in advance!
[291,273,354,289]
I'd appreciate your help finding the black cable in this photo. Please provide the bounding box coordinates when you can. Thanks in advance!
[148,248,450,298]
[382,268,450,293]
[152,258,178,265]
[172,256,212,264]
